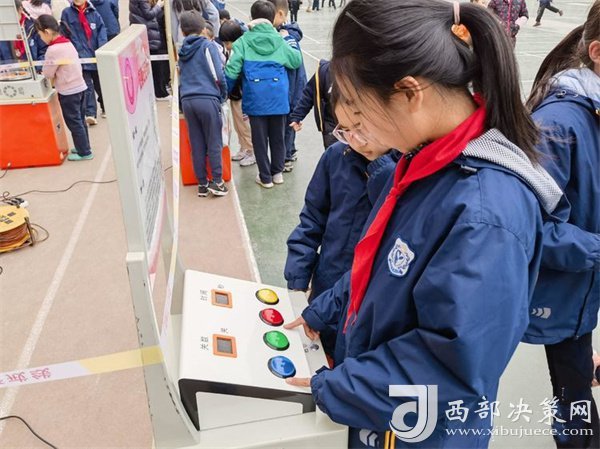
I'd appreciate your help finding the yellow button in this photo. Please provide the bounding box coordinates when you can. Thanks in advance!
[255,288,279,305]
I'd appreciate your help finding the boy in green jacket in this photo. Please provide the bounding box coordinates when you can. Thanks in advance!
[225,0,302,188]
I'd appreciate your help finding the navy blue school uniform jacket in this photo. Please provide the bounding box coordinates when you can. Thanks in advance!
[178,34,227,103]
[285,142,396,297]
[91,0,120,38]
[302,129,562,448]
[524,68,600,345]
[60,2,107,71]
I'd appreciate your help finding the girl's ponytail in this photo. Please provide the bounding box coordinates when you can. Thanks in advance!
[459,3,539,162]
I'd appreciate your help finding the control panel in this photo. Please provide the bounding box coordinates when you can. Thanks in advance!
[178,271,326,431]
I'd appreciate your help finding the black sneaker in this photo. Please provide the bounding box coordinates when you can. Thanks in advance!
[198,184,209,197]
[290,150,298,161]
[208,181,229,197]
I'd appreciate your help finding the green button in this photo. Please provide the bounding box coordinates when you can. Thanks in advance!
[263,331,289,351]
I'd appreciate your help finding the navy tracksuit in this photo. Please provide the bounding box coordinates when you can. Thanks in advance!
[179,36,228,185]
[285,143,396,354]
[524,68,600,449]
[60,2,107,117]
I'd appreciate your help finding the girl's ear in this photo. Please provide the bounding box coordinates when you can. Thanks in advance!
[589,40,600,73]
[392,76,425,113]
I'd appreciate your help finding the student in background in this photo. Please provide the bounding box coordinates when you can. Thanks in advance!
[267,0,307,173]
[224,1,302,188]
[288,0,300,22]
[525,2,600,447]
[289,59,336,149]
[488,0,528,45]
[219,19,255,167]
[533,0,564,27]
[14,0,48,62]
[178,11,229,197]
[129,0,171,100]
[61,0,107,123]
[36,14,93,161]
[91,0,120,40]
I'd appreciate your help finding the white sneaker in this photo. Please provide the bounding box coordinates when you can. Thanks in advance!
[273,173,284,185]
[156,95,172,102]
[239,154,256,167]
[255,174,274,189]
[232,149,247,161]
[85,116,98,126]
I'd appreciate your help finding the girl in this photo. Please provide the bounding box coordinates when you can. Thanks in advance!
[284,0,562,447]
[36,14,93,161]
[525,3,600,448]
[285,89,396,358]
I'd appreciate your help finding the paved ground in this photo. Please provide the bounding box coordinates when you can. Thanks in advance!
[0,0,596,448]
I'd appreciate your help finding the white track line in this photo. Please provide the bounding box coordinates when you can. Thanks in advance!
[0,148,113,431]
[228,3,322,63]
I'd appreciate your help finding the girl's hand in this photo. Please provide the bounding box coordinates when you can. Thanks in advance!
[284,316,320,341]
[290,121,302,132]
[285,377,312,387]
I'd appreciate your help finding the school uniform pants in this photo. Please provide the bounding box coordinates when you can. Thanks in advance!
[289,0,300,21]
[182,97,223,185]
[58,90,92,156]
[536,4,560,22]
[249,115,286,184]
[312,0,319,10]
[230,99,253,152]
[83,69,104,117]
[545,333,600,449]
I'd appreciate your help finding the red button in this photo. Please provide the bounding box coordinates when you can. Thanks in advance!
[259,308,284,327]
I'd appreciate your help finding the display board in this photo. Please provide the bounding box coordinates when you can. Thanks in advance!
[98,26,165,275]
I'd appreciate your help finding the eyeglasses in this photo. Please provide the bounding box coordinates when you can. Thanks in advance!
[332,123,368,147]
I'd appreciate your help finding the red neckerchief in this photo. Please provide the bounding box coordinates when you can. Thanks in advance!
[15,13,27,58]
[344,95,487,332]
[76,3,93,44]
[49,35,71,46]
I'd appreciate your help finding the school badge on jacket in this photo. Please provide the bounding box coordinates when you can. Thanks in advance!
[388,237,415,277]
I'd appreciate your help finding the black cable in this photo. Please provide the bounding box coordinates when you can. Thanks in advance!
[2,165,174,203]
[2,179,117,202]
[0,415,58,449]
[0,165,9,179]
